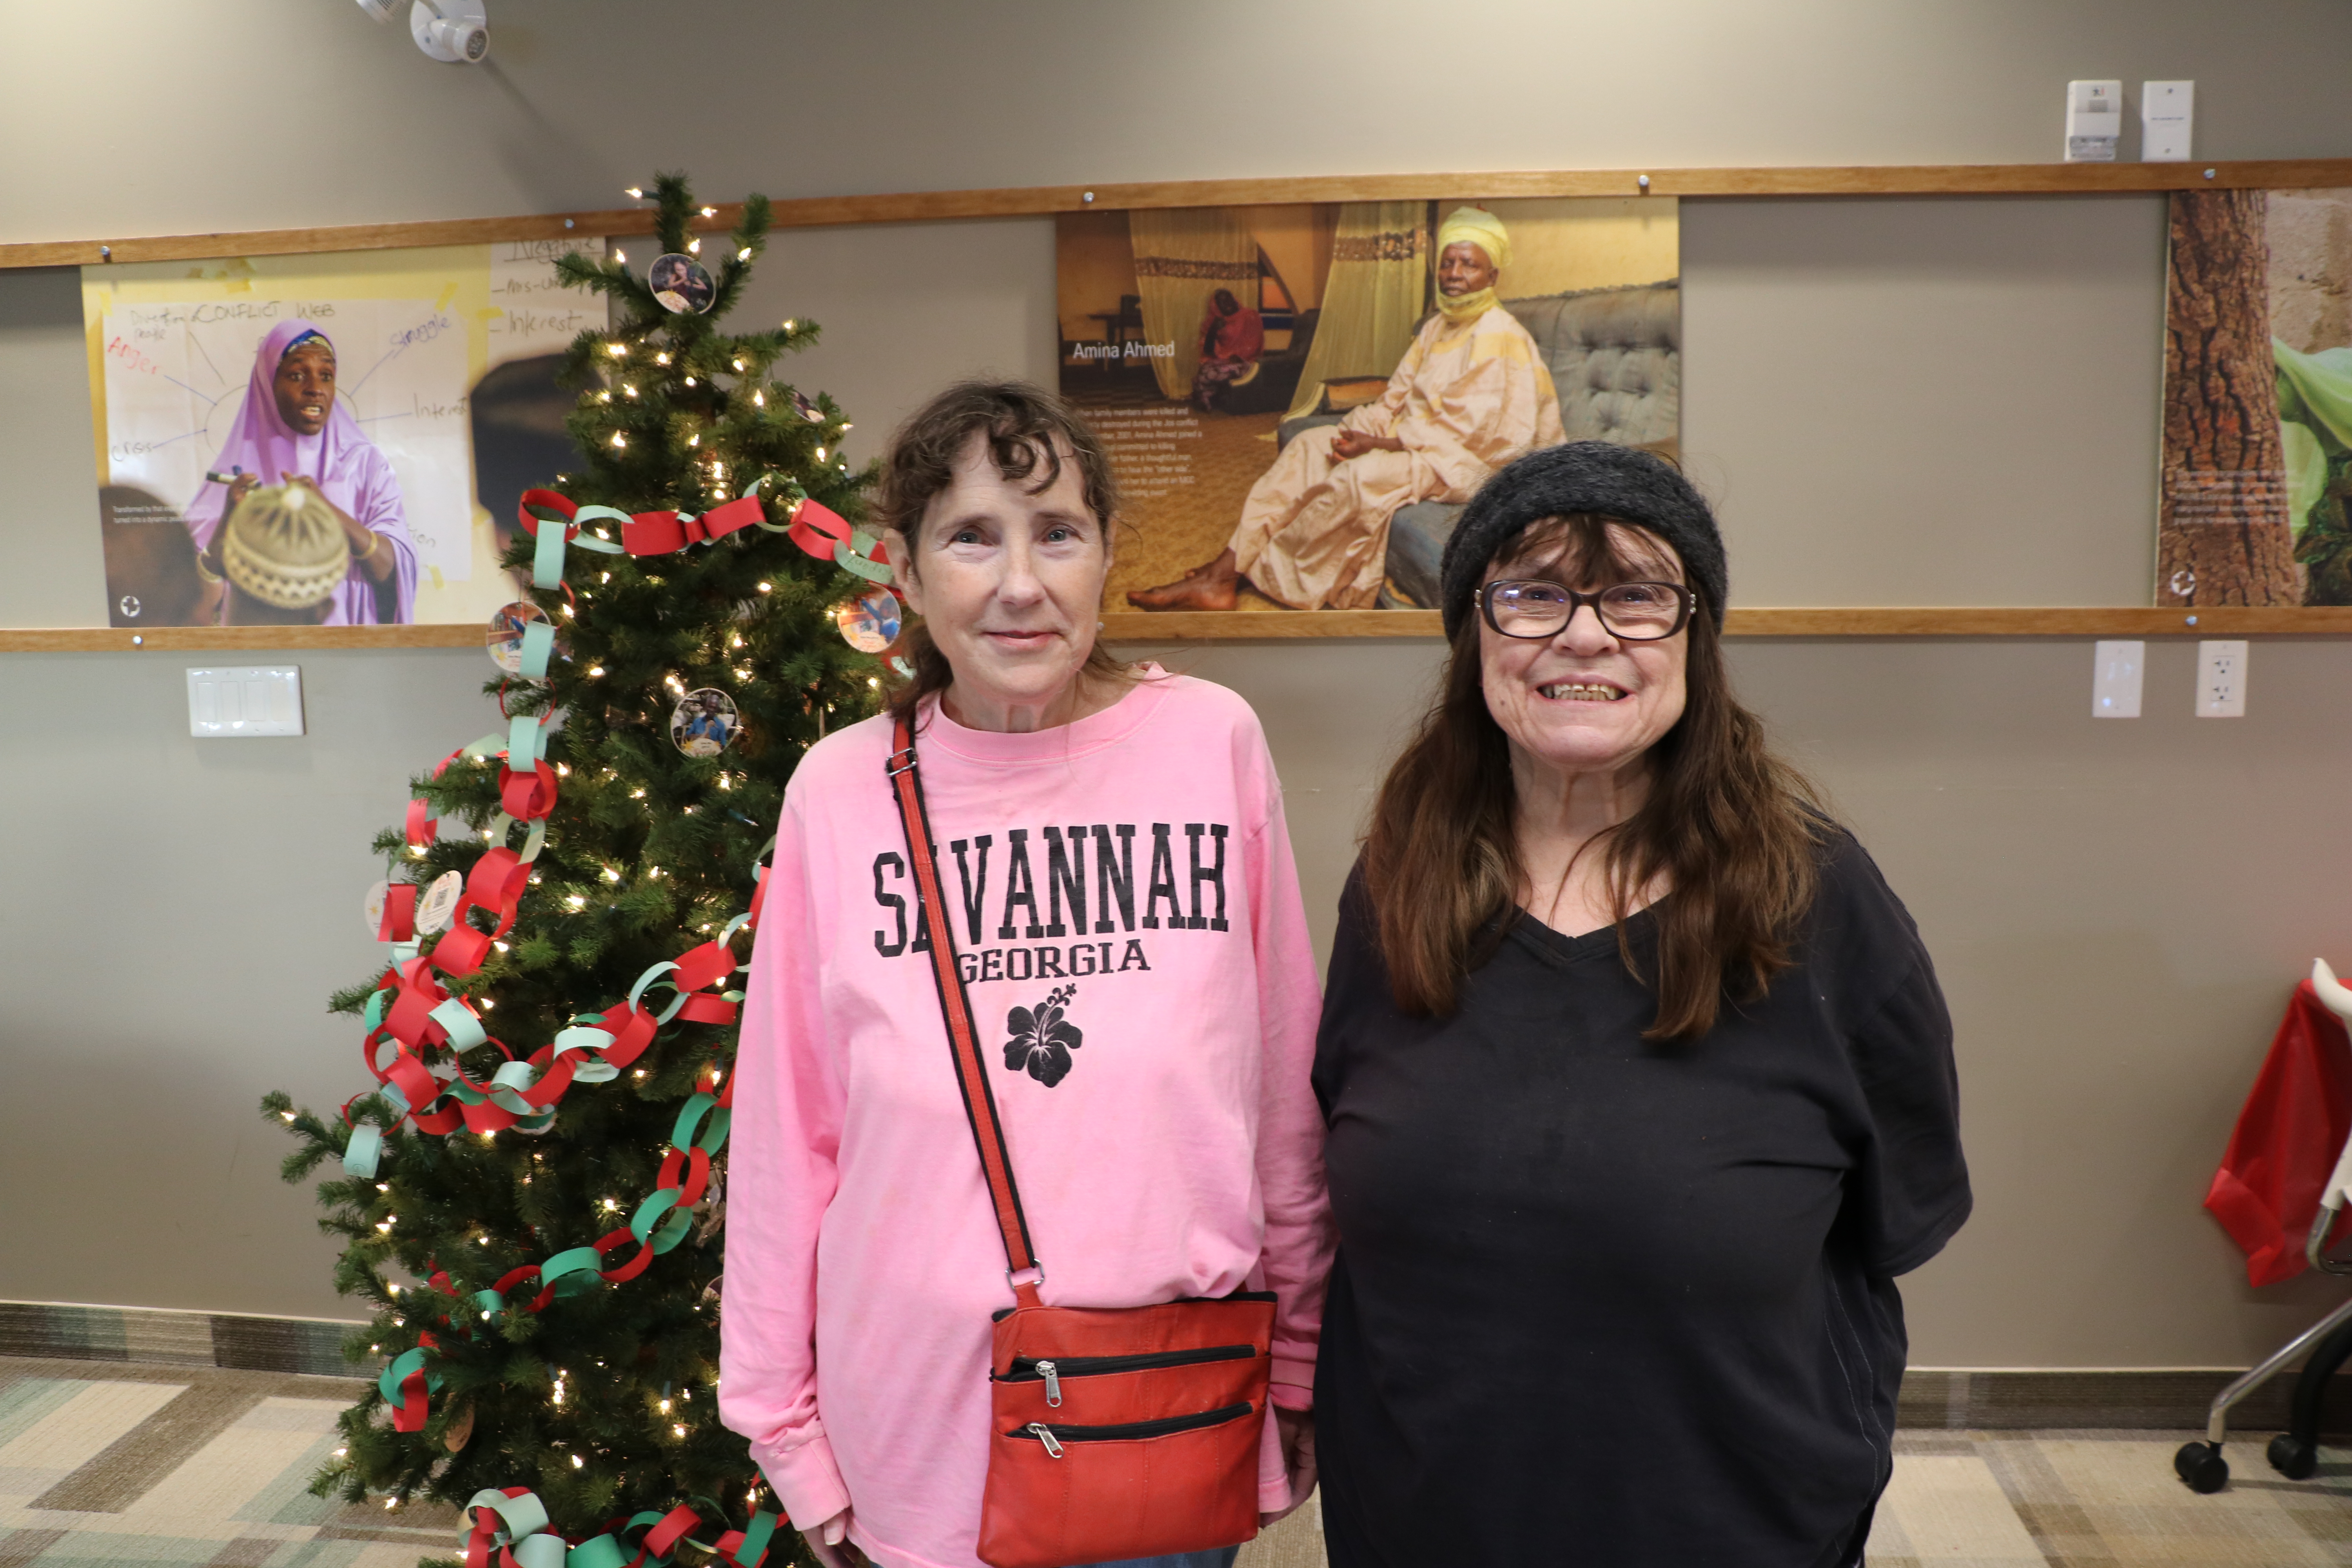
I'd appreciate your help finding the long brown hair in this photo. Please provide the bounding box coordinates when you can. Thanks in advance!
[874,379,1129,726]
[1361,515,1824,1041]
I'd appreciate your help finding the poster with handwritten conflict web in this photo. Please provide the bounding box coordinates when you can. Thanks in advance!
[82,238,604,628]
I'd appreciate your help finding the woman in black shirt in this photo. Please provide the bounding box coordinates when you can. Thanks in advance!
[1313,443,1969,1568]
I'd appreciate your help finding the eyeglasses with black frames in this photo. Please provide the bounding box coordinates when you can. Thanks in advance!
[1479,579,1695,641]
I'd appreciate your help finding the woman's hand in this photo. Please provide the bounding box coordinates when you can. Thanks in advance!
[1260,1406,1318,1526]
[223,470,260,518]
[1331,429,1404,460]
[283,472,394,581]
[797,1509,867,1568]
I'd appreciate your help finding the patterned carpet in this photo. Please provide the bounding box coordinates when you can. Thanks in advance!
[10,1352,2352,1567]
[1067,390,1296,613]
[0,1356,463,1568]
[1871,1430,2352,1566]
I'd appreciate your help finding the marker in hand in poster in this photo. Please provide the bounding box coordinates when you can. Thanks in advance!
[204,466,245,485]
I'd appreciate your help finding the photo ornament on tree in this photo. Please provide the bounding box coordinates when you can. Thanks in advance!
[670,688,741,757]
[649,253,716,315]
[834,586,902,653]
[486,599,558,674]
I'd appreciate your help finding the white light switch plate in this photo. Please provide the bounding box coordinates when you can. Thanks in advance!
[2092,641,2144,717]
[188,666,304,737]
[2196,640,2247,717]
[2141,79,2193,162]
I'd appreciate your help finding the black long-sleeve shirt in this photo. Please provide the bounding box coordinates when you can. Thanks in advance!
[1312,829,1969,1567]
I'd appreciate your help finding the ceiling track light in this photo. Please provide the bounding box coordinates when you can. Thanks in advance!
[356,0,489,64]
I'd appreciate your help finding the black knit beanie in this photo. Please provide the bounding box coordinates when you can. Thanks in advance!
[1438,442,1727,639]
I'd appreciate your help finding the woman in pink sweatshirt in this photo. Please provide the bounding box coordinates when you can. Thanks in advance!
[719,381,1332,1568]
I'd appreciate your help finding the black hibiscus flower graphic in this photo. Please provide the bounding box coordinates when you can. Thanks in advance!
[1004,984,1083,1087]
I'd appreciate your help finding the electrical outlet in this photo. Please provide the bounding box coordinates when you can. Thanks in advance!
[188,666,304,737]
[2092,641,2143,717]
[2196,641,2247,717]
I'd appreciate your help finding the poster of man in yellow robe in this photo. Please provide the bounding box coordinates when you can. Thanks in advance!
[1055,197,1680,619]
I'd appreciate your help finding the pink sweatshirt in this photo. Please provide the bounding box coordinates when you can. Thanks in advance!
[718,671,1332,1568]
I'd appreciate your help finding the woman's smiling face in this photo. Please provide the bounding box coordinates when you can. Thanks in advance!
[274,345,336,436]
[894,431,1112,731]
[1478,520,1690,780]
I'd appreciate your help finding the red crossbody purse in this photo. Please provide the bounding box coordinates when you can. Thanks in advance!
[886,715,1274,1568]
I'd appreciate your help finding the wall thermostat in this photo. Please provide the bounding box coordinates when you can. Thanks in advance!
[2065,80,2123,163]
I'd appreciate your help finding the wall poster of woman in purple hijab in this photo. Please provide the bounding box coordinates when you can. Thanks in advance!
[86,238,603,630]
[183,319,419,625]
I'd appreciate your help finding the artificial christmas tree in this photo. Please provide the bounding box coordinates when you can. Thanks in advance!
[265,173,893,1568]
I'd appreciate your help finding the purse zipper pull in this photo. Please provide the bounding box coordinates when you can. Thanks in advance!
[1035,1359,1062,1406]
[1026,1422,1065,1458]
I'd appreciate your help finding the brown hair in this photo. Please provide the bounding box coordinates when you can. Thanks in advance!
[876,380,1127,725]
[1360,515,1824,1041]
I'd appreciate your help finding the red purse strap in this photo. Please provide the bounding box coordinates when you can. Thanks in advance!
[887,714,1045,1306]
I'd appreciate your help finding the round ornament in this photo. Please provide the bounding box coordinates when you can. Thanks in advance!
[416,870,464,936]
[649,253,716,315]
[671,688,741,757]
[362,878,390,938]
[486,600,557,675]
[834,587,902,654]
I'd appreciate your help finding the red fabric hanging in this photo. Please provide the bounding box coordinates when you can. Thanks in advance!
[2205,980,2352,1287]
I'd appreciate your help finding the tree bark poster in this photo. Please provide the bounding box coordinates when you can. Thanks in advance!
[2158,188,2352,606]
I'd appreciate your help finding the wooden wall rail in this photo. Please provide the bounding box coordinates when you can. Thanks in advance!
[23,160,2352,641]
[11,606,2352,653]
[13,158,2352,270]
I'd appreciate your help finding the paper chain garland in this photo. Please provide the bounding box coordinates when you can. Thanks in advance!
[350,480,871,1171]
[368,1073,737,1434]
[511,482,895,590]
[465,1485,782,1568]
[348,479,881,1515]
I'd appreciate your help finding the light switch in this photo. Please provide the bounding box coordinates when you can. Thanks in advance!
[2092,640,2143,717]
[187,666,304,737]
[2141,80,2193,162]
[2196,640,2247,717]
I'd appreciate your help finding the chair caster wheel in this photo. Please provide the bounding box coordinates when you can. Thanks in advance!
[2175,1440,2229,1493]
[2268,1433,2319,1479]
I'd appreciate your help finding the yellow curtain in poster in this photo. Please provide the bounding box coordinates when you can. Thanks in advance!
[1285,202,1429,421]
[1127,209,1259,402]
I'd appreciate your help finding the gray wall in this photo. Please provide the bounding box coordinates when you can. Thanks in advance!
[7,0,2352,1366]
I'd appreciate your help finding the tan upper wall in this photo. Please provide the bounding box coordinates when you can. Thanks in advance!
[10,0,2352,246]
